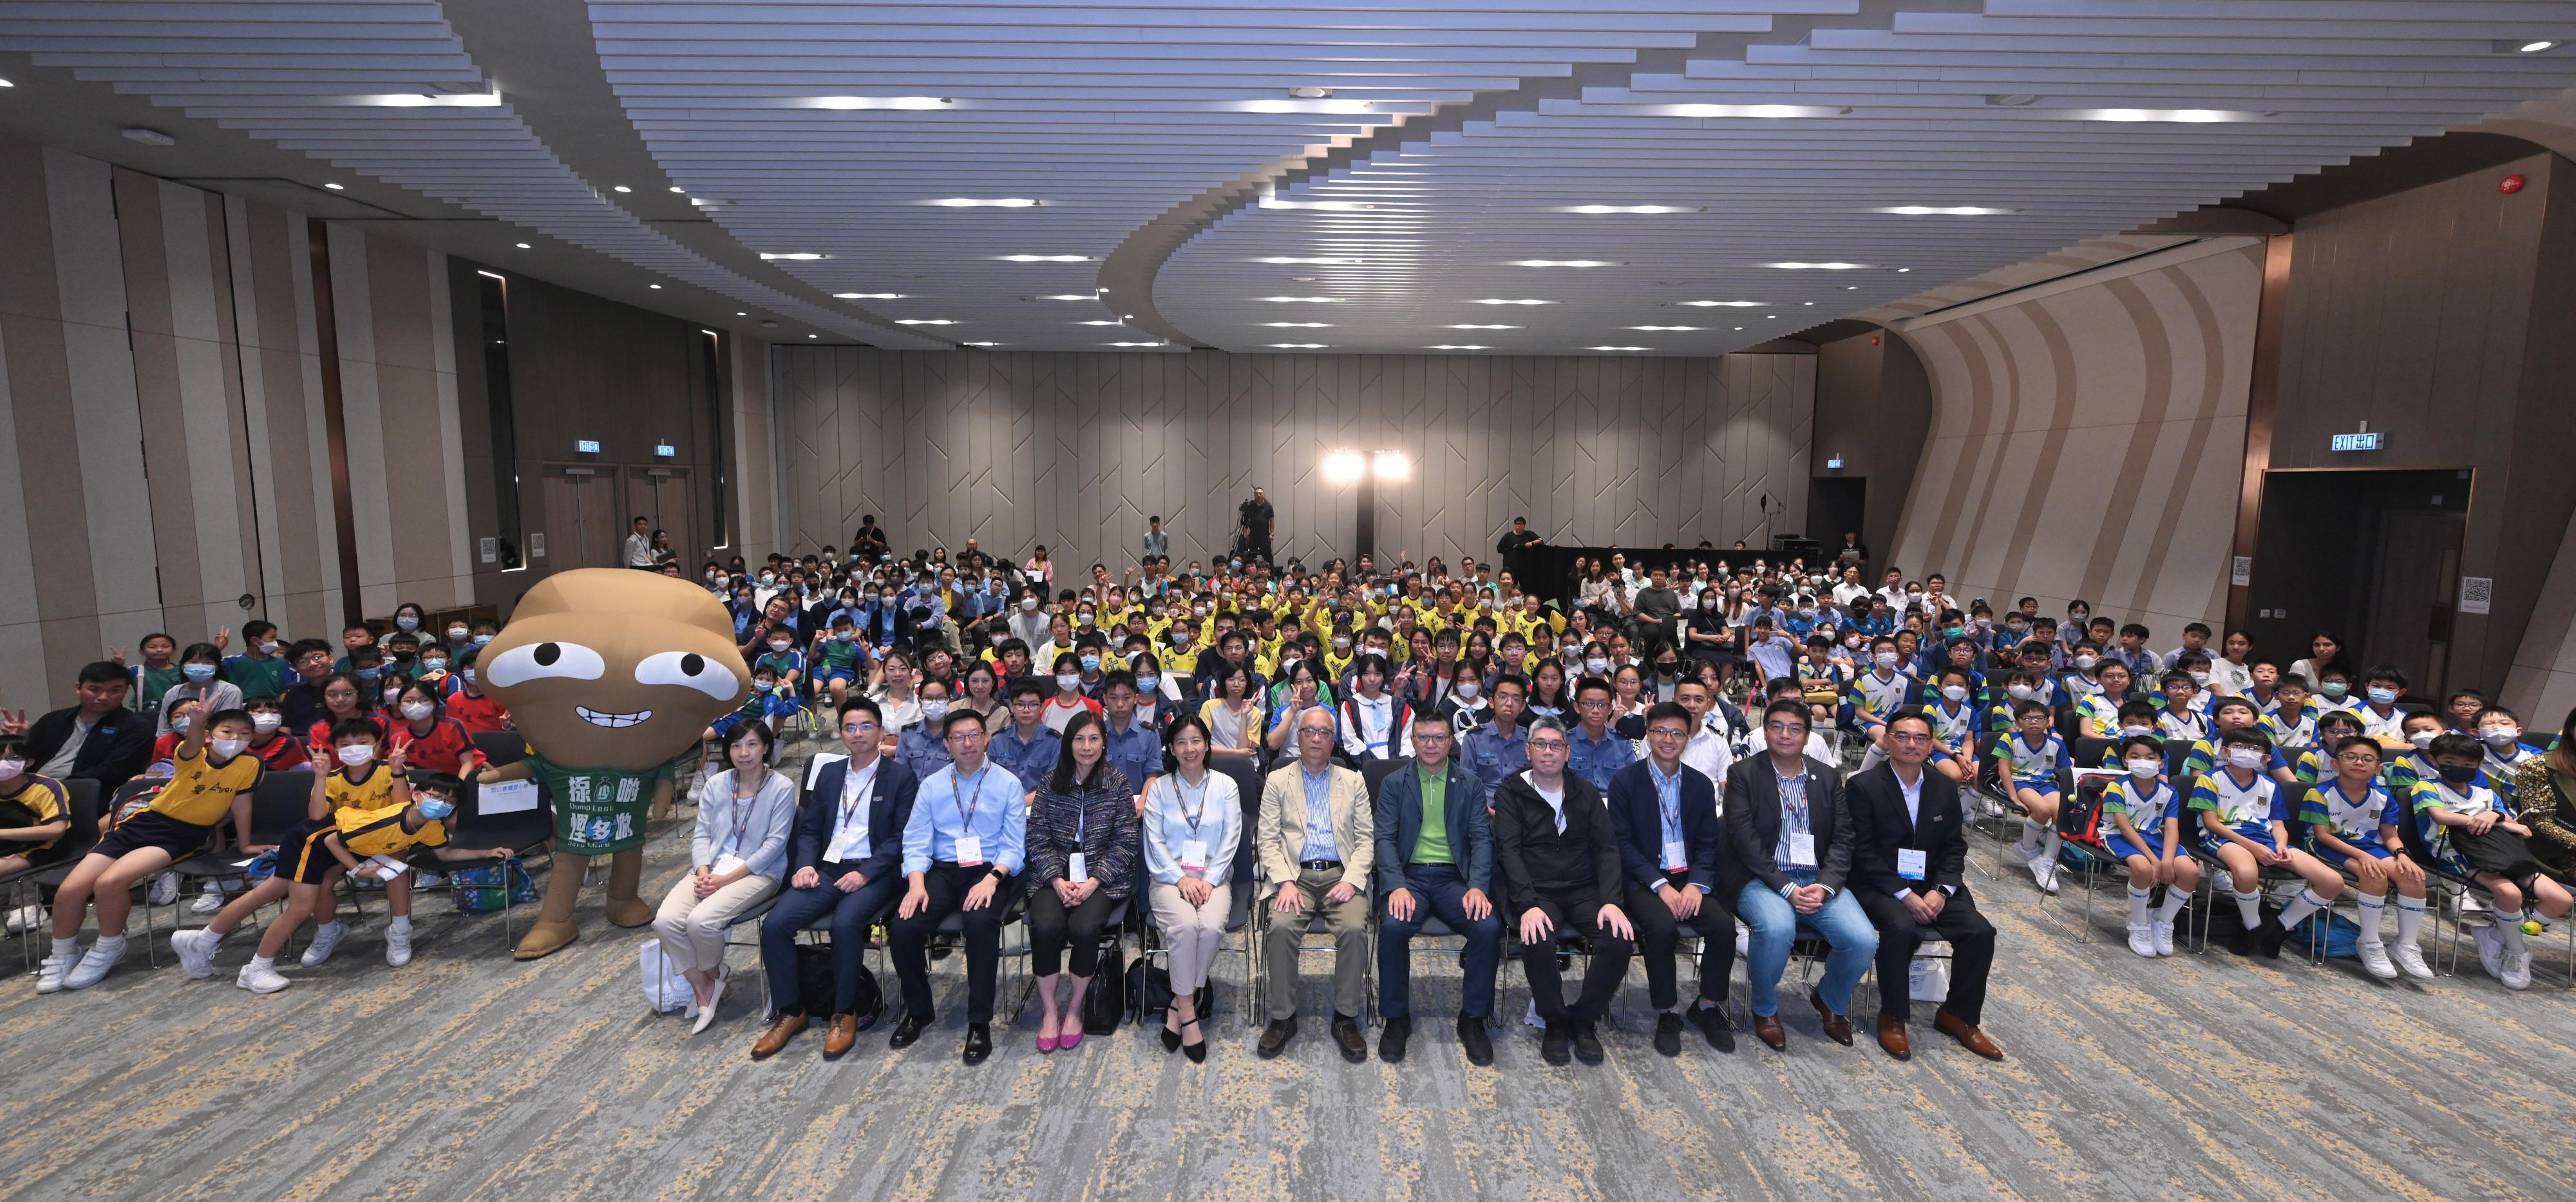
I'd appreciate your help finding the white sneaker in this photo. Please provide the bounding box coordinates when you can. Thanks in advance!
[3,903,43,932]
[64,942,126,990]
[384,925,413,968]
[2474,924,2506,983]
[190,892,223,915]
[301,921,350,968]
[2152,920,2177,957]
[171,928,222,979]
[2027,856,2060,895]
[236,961,291,994]
[2502,948,2533,991]
[2356,939,2398,981]
[2125,923,2156,958]
[413,870,444,889]
[149,872,179,907]
[2392,939,2434,981]
[2011,840,2044,864]
[35,951,75,994]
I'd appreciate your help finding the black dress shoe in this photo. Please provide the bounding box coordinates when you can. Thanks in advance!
[1332,1013,1367,1063]
[1457,1017,1493,1066]
[1256,1017,1298,1058]
[1654,1012,1684,1057]
[1689,1002,1736,1053]
[889,1013,929,1049]
[1540,1021,1572,1066]
[2255,914,2288,959]
[2229,919,2259,957]
[1378,1016,1412,1063]
[961,1022,992,1065]
[1572,1020,1605,1064]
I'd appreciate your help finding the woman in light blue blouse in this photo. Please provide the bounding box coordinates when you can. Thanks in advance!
[654,721,797,1035]
[1142,715,1240,1062]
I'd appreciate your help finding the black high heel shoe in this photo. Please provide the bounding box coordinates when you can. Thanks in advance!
[1180,1018,1207,1064]
[1160,1006,1183,1053]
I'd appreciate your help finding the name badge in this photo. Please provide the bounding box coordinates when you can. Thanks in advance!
[954,835,985,867]
[1897,848,1927,881]
[1662,839,1689,873]
[1068,850,1090,883]
[712,854,746,877]
[1180,840,1209,872]
[1788,831,1817,867]
[825,825,868,864]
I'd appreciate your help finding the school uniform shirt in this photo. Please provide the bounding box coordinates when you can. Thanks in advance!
[444,690,510,735]
[2155,708,2212,744]
[2188,769,2287,839]
[2355,702,2410,744]
[0,773,70,854]
[895,724,954,784]
[328,801,450,862]
[2485,742,2545,802]
[308,713,392,752]
[2103,778,2181,841]
[2262,707,2316,751]
[1101,713,1163,793]
[2297,779,2402,850]
[1680,713,1733,789]
[391,717,477,775]
[2408,775,2502,864]
[1926,697,1980,756]
[325,763,402,814]
[1844,668,1913,729]
[1998,731,2070,786]
[2179,738,2292,781]
[142,744,266,827]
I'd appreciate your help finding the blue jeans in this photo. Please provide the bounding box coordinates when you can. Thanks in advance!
[761,873,903,1015]
[1376,863,1502,1019]
[1736,872,1878,1018]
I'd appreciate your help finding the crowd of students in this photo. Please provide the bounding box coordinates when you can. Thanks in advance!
[8,521,2574,1070]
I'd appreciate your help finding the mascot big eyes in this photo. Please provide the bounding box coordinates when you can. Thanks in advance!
[473,570,749,960]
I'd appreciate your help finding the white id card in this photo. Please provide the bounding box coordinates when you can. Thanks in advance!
[1897,847,1927,881]
[825,825,868,863]
[1068,850,1090,883]
[1180,840,1209,872]
[712,854,746,876]
[1662,839,1689,872]
[1788,831,1817,867]
[954,836,985,867]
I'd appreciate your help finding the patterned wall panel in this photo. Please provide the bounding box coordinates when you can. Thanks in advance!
[1883,239,2264,639]
[773,348,1814,581]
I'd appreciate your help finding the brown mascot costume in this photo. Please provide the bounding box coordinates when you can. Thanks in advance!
[471,569,749,960]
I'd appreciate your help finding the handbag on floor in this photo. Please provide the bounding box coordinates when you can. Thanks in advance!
[793,943,884,1026]
[1083,944,1127,1035]
[1125,957,1213,1019]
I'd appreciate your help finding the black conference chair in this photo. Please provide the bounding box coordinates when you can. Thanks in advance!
[471,729,529,768]
[6,780,99,972]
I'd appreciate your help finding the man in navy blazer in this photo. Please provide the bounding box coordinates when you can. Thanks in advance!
[1846,708,2003,1063]
[1368,710,1499,1066]
[1606,703,1736,1056]
[753,697,920,1060]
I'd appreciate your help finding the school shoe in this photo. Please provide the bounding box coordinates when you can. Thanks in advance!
[190,892,224,916]
[1540,1020,1573,1066]
[2391,939,2434,981]
[1653,1012,1685,1057]
[2473,925,2506,982]
[64,941,126,990]
[149,871,179,907]
[3,903,43,932]
[2151,920,2178,957]
[2501,948,2533,991]
[301,921,350,968]
[2125,923,2157,959]
[1457,1017,1494,1066]
[35,951,75,994]
[236,961,291,994]
[2025,855,2059,896]
[2253,914,2289,960]
[384,925,413,968]
[1571,1021,1605,1064]
[2355,939,2398,981]
[171,928,222,979]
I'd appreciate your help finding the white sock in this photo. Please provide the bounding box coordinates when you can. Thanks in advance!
[51,937,78,958]
[249,955,274,970]
[93,934,125,954]
[2015,821,2044,852]
[2497,913,2530,952]
[2356,894,2385,943]
[2126,887,2154,925]
[2234,889,2263,928]
[2278,888,2327,931]
[2395,896,2427,943]
[2156,889,2189,923]
[388,916,412,934]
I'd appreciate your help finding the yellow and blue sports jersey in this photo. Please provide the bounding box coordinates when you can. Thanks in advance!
[1796,660,1848,704]
[296,800,450,875]
[2356,702,2410,743]
[2188,769,2286,837]
[2297,779,2401,849]
[2155,708,2211,744]
[2485,742,2543,802]
[323,763,402,814]
[2407,775,2505,863]
[2103,778,2181,833]
[2383,749,2436,793]
[2291,745,2331,785]
[2074,693,2123,737]
[1846,668,1913,726]
[2262,708,2316,750]
[1927,698,1980,755]
[2179,738,2291,781]
[0,773,70,854]
[140,744,266,827]
[1998,731,2070,785]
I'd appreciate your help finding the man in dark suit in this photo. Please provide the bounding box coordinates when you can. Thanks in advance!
[1721,699,1879,1051]
[1607,702,1736,1055]
[752,697,920,1060]
[1370,711,1500,1066]
[1492,717,1634,1066]
[1848,708,2004,1062]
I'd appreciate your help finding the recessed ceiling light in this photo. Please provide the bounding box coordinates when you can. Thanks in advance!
[0,78,13,88]
[670,186,687,194]
[1106,341,1162,347]
[963,341,1002,346]
[2523,40,2558,53]
[1240,99,1378,114]
[1985,93,2043,107]
[1290,277,1316,283]
[122,127,175,146]
[1032,294,1097,301]
[1254,256,1361,265]
[1767,262,1869,270]
[1566,205,1696,214]
[1589,346,1651,352]
[1076,320,1125,326]
[1428,344,1488,351]
[927,198,1040,207]
[806,95,952,110]
[1508,259,1618,268]
[998,254,1092,263]
[833,292,905,299]
[759,252,828,261]
[1261,296,1341,303]
[356,89,502,108]
[894,319,956,325]
[735,312,747,315]
[1734,326,1745,331]
[1662,103,1844,119]
[1873,206,2014,216]
[1288,86,1334,99]
[807,333,817,339]
[1895,268,1910,273]
[612,185,631,193]
[2070,108,2265,123]
[1471,299,1553,305]
[1631,325,1701,332]
[323,182,345,190]
[648,284,662,290]
[1262,322,1333,328]
[1680,300,1764,308]
[1448,324,1519,330]
[1845,285,1861,290]
[516,243,531,249]
[1803,301,1814,306]
[1272,343,1328,348]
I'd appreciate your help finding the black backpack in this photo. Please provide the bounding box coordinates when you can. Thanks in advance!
[2057,775,2114,848]
[1125,956,1214,1020]
[793,943,882,1026]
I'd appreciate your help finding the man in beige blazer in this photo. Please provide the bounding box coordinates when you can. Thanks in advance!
[1256,705,1375,1061]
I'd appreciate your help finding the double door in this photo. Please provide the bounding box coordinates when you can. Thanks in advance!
[540,463,694,570]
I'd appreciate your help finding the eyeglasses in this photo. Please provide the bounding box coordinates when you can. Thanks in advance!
[1646,726,1690,740]
[944,728,988,744]
[1885,731,1933,744]
[841,722,878,735]
[1527,738,1567,751]
[2334,752,2379,764]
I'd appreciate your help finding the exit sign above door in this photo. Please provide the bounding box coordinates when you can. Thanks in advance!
[2330,431,2383,452]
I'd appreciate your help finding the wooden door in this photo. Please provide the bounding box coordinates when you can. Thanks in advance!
[541,464,620,570]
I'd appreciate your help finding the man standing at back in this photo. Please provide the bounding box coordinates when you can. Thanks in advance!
[1143,516,1170,564]
[1255,706,1373,1061]
[1238,487,1276,564]
[623,516,655,569]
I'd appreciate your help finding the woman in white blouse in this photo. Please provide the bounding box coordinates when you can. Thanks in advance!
[1141,717,1240,1062]
[654,721,797,1034]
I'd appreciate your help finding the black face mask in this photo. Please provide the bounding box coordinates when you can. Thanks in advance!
[1655,661,1679,675]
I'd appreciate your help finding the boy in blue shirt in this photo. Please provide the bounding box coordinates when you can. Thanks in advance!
[2102,733,2197,958]
[2291,736,2427,979]
[2189,728,2296,957]
[1998,700,2071,893]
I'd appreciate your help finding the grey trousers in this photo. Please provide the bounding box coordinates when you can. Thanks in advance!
[1263,867,1368,1019]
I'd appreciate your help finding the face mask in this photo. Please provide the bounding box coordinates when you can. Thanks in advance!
[2435,762,2479,786]
[1137,675,1159,692]
[337,744,375,766]
[1655,661,1678,676]
[182,663,216,683]
[356,666,381,681]
[475,632,494,646]
[2119,724,2153,738]
[462,669,477,686]
[2187,671,2209,687]
[769,640,791,653]
[211,738,250,760]
[415,796,455,821]
[1941,627,1965,640]
[1586,657,1611,675]
[760,573,777,586]
[1454,682,1480,700]
[394,616,420,632]
[708,570,723,582]
[2006,624,2027,637]
[1844,636,1864,650]
[2319,681,2348,699]
[1331,636,1351,652]
[920,699,950,722]
[2366,687,2398,706]
[446,626,469,643]
[171,713,198,735]
[1873,652,1899,670]
[1079,655,1101,673]
[2007,684,2038,701]
[2126,757,2162,780]
[2074,655,2099,670]
[1077,613,1096,627]
[2483,726,2522,747]
[2225,747,2266,771]
[401,701,434,721]
[1479,597,1494,610]
[2407,729,2436,749]
[0,758,22,780]
[1056,674,1081,692]
[257,640,281,655]
[1230,560,1242,570]
[1940,685,1969,702]
[422,658,446,672]
[1171,632,1191,648]
[251,713,281,733]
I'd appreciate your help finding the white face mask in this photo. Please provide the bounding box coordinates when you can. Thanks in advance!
[1021,596,1040,612]
[1585,657,1611,675]
[769,640,791,652]
[210,738,250,760]
[0,758,23,780]
[2126,757,2161,780]
[2225,747,2267,770]
[2074,655,2100,670]
[2407,730,2437,749]
[1940,684,1969,702]
[446,626,470,643]
[337,744,375,766]
[920,699,949,721]
[2006,684,2038,701]
[401,701,435,720]
[1455,682,1480,700]
[1056,673,1081,692]
[2187,670,2210,687]
[1873,652,1899,670]
[2483,726,2523,747]
[2119,724,2153,738]
[251,713,282,733]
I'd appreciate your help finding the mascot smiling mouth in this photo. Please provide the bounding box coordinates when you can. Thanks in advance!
[576,706,655,728]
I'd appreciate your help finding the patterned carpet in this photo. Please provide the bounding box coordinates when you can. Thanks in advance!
[5,744,2571,1201]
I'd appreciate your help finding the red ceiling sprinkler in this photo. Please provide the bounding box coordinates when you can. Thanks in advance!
[2502,173,2526,194]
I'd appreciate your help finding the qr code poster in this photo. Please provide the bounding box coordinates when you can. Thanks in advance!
[2459,576,2494,616]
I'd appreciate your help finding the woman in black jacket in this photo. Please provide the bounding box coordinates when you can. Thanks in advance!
[1023,709,1139,1053]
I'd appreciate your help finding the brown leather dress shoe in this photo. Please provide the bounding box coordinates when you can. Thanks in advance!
[1876,1013,1911,1061]
[1934,1009,2003,1060]
[824,1013,859,1058]
[1808,989,1853,1046]
[1752,1013,1787,1050]
[751,1013,807,1059]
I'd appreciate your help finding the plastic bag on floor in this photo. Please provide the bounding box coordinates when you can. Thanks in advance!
[641,939,693,1013]
[1908,957,1951,1002]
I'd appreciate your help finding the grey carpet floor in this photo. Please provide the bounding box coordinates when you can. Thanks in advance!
[5,744,2571,1201]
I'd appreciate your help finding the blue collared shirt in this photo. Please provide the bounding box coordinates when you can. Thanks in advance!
[987,722,1061,794]
[1567,723,1633,794]
[1460,722,1529,793]
[901,760,1029,875]
[1774,764,1812,877]
[895,724,952,784]
[1299,764,1338,861]
[1101,713,1160,795]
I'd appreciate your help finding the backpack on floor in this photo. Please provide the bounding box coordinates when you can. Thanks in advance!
[2055,774,2115,849]
[794,943,882,1027]
[1082,944,1126,1035]
[455,859,538,913]
[1126,957,1214,1020]
[2286,910,2363,960]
